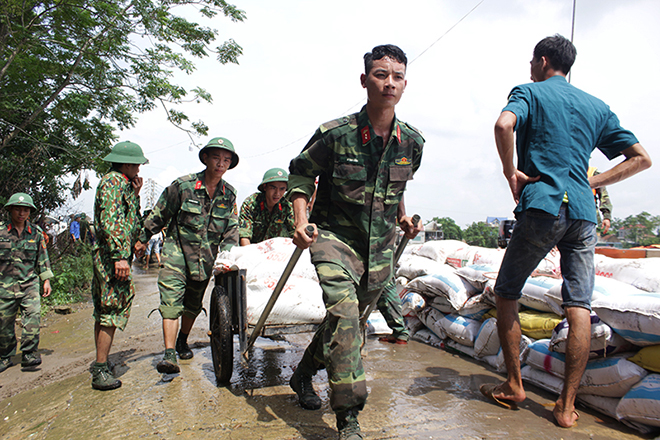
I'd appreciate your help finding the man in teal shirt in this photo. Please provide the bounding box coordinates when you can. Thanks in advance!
[484,34,651,428]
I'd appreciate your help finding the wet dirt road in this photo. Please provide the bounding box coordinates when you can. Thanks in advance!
[0,268,653,439]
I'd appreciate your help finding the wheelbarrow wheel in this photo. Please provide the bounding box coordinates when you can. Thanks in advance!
[210,285,233,384]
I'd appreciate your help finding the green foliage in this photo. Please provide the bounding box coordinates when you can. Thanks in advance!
[44,242,93,311]
[0,0,246,216]
[463,221,498,248]
[431,217,462,240]
[611,211,660,248]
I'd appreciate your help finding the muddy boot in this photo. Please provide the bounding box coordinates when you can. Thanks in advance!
[289,367,321,410]
[337,409,363,440]
[0,358,13,373]
[21,352,42,368]
[176,332,193,360]
[91,362,122,391]
[157,348,180,374]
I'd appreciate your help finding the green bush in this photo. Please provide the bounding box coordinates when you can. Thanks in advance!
[44,242,93,311]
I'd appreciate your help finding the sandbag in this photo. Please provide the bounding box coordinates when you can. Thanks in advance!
[458,293,492,320]
[411,328,445,348]
[474,317,499,357]
[400,290,426,316]
[629,345,660,374]
[616,374,660,428]
[245,276,325,326]
[525,339,648,397]
[518,310,562,339]
[595,255,660,292]
[592,291,660,347]
[550,312,634,358]
[405,315,425,336]
[414,239,467,263]
[578,394,656,434]
[519,276,562,313]
[366,310,391,335]
[440,314,481,347]
[455,264,499,291]
[470,246,506,268]
[396,254,449,280]
[483,335,532,373]
[406,266,477,313]
[417,306,446,340]
[446,339,476,358]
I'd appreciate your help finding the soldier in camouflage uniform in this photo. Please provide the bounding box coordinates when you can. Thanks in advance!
[91,141,148,390]
[588,167,613,234]
[239,167,295,246]
[136,137,239,374]
[0,193,53,373]
[287,45,423,440]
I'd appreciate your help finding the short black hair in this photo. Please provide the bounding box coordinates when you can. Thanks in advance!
[364,44,407,75]
[533,34,576,75]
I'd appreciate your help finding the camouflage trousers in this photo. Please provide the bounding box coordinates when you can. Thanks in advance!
[376,279,409,341]
[298,261,381,413]
[158,245,210,320]
[0,287,41,359]
[92,247,135,331]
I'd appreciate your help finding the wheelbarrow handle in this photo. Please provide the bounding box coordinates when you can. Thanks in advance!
[359,214,420,328]
[243,225,315,358]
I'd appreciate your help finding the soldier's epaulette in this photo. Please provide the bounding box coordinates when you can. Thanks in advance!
[175,173,200,185]
[223,180,238,196]
[319,114,354,134]
[402,121,425,142]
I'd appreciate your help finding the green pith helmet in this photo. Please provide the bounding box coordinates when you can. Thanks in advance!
[4,192,36,211]
[102,141,149,164]
[258,168,289,192]
[198,137,239,169]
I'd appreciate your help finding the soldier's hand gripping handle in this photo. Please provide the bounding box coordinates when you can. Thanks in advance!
[293,224,316,249]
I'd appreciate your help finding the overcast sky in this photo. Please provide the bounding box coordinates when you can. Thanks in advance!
[71,0,660,228]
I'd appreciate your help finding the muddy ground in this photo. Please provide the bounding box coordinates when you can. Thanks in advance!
[0,266,656,439]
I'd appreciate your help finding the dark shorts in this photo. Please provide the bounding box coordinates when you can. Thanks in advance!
[494,204,597,310]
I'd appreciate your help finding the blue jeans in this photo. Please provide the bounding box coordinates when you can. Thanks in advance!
[494,204,597,310]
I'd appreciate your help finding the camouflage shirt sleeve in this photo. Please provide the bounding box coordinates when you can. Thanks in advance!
[141,181,182,243]
[220,198,239,252]
[288,128,330,201]
[239,193,258,240]
[96,173,141,261]
[35,225,54,281]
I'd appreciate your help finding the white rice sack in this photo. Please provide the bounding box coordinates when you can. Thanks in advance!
[411,328,445,348]
[455,264,499,291]
[429,296,458,314]
[533,248,562,277]
[525,340,648,397]
[484,335,532,373]
[550,312,634,358]
[400,290,426,316]
[440,314,481,347]
[405,315,425,335]
[446,339,477,359]
[396,254,449,280]
[245,276,325,326]
[471,247,506,269]
[417,306,447,340]
[445,246,478,269]
[616,374,660,428]
[544,275,646,317]
[579,394,656,434]
[402,243,424,257]
[215,237,318,282]
[474,317,500,357]
[458,293,492,320]
[592,291,660,347]
[366,311,391,335]
[520,276,562,313]
[414,239,467,263]
[596,255,660,293]
[395,276,409,296]
[521,365,563,395]
[406,266,477,312]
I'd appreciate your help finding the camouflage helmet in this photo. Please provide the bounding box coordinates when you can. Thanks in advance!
[102,141,149,164]
[258,168,289,192]
[198,137,239,169]
[4,192,36,211]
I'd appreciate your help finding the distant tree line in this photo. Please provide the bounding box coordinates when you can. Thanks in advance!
[430,211,660,249]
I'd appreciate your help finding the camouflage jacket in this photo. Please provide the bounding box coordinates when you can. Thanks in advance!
[0,220,53,299]
[239,192,295,243]
[141,171,238,281]
[94,170,143,261]
[288,106,424,291]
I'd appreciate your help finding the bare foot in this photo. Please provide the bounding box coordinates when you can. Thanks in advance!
[490,381,526,403]
[553,404,580,428]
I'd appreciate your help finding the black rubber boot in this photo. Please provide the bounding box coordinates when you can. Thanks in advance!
[289,367,322,410]
[157,348,180,374]
[176,332,193,360]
